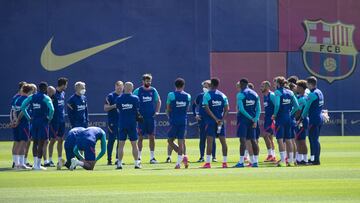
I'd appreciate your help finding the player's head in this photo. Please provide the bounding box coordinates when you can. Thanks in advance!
[57,77,68,91]
[38,81,48,94]
[175,78,185,90]
[210,77,220,89]
[296,80,307,95]
[239,78,248,90]
[287,75,299,85]
[124,82,134,93]
[275,76,287,88]
[115,81,124,93]
[18,81,27,94]
[236,81,241,92]
[202,80,211,92]
[74,81,86,95]
[29,83,37,94]
[260,81,271,93]
[47,86,56,97]
[288,82,297,92]
[306,76,317,90]
[248,82,254,90]
[21,84,32,96]
[142,73,152,88]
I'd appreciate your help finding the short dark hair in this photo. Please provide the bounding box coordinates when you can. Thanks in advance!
[174,78,185,88]
[211,77,220,88]
[287,75,299,84]
[307,76,317,86]
[22,84,32,94]
[38,82,48,93]
[296,80,307,90]
[239,78,249,89]
[18,81,26,90]
[58,77,68,87]
[142,73,152,81]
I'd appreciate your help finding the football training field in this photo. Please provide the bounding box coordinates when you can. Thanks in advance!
[0,137,359,203]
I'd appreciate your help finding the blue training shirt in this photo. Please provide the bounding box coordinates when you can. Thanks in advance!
[301,88,324,125]
[237,87,261,124]
[202,89,229,125]
[67,94,88,127]
[133,86,159,118]
[273,87,299,125]
[166,90,191,126]
[21,92,54,123]
[105,91,120,124]
[116,93,140,127]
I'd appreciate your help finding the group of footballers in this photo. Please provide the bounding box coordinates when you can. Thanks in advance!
[9,73,326,170]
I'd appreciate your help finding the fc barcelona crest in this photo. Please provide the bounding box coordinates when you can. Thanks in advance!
[302,20,358,83]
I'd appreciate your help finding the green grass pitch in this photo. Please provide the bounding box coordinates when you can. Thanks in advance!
[0,136,359,202]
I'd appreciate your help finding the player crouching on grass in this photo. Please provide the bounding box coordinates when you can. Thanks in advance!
[69,127,107,170]
[166,78,191,169]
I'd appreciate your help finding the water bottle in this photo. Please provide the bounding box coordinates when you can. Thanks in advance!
[217,124,222,134]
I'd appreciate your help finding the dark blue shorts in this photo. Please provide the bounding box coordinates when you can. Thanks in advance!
[77,140,96,161]
[49,122,66,139]
[137,117,155,136]
[206,123,225,137]
[275,122,292,140]
[118,125,138,141]
[31,122,49,140]
[237,121,256,140]
[14,123,31,142]
[263,118,274,134]
[168,125,186,139]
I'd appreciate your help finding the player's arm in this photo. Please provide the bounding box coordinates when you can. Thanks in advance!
[187,94,192,112]
[104,96,116,112]
[165,92,174,118]
[67,98,74,124]
[272,90,281,119]
[96,131,107,161]
[254,96,261,123]
[73,145,85,160]
[20,95,33,121]
[222,95,229,121]
[290,93,299,115]
[44,95,55,121]
[301,92,318,119]
[237,93,253,120]
[202,92,219,122]
[154,89,161,115]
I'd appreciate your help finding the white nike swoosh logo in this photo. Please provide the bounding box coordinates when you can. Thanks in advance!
[40,36,132,71]
[351,120,360,125]
[188,121,198,126]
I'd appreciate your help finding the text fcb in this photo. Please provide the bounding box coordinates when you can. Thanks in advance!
[302,20,358,83]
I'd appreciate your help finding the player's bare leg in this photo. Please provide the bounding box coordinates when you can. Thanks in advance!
[250,139,259,167]
[218,136,228,168]
[116,140,125,169]
[43,139,48,166]
[56,137,64,168]
[246,140,254,165]
[149,134,157,164]
[25,140,31,166]
[277,139,286,166]
[166,144,173,163]
[137,134,143,160]
[131,141,141,169]
[285,139,294,166]
[175,139,185,169]
[201,135,213,168]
